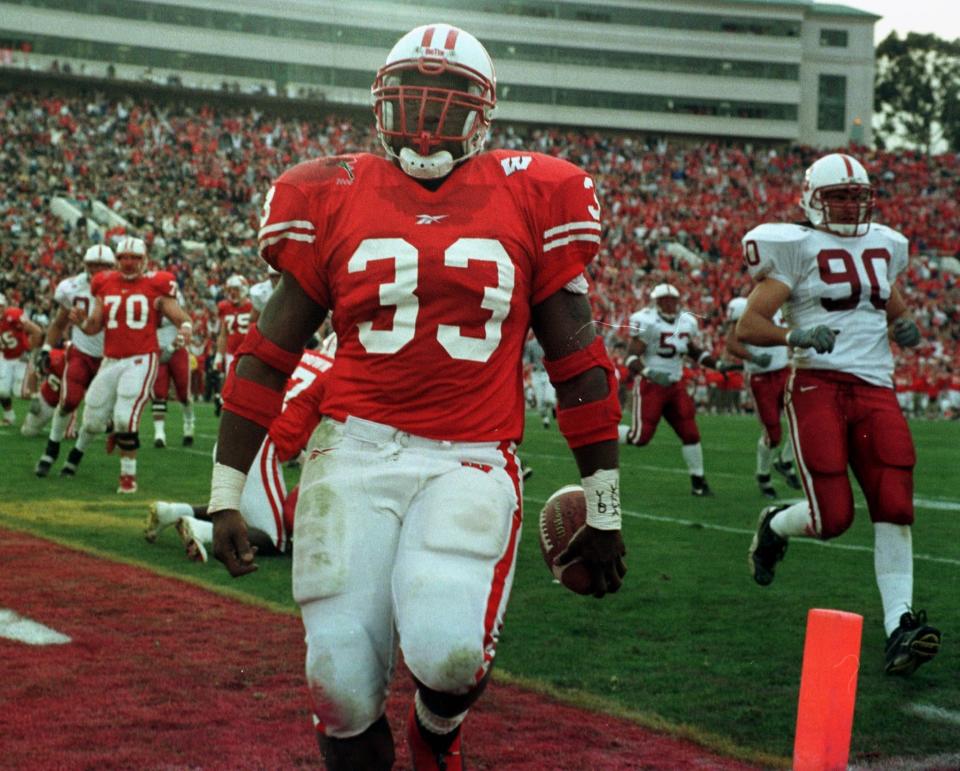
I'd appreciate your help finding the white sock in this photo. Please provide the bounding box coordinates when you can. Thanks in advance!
[779,437,795,465]
[770,501,813,539]
[183,515,214,545]
[154,420,166,440]
[414,690,467,736]
[157,501,195,525]
[183,402,195,434]
[680,443,704,477]
[75,427,94,453]
[50,409,70,442]
[121,457,137,476]
[756,436,774,476]
[3,408,15,422]
[874,523,914,636]
[617,424,629,444]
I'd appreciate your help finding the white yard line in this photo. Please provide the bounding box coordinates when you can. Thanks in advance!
[0,609,71,645]
[523,495,960,568]
[905,703,960,727]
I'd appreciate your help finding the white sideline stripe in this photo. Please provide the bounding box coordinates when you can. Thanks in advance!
[905,703,960,726]
[0,609,71,645]
[522,495,960,568]
[521,450,960,511]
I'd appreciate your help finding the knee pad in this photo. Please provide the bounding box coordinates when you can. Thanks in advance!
[115,432,140,451]
[304,618,389,738]
[402,632,487,696]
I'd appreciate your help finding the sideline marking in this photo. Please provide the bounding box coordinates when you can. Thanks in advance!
[905,703,960,727]
[522,495,960,568]
[0,608,71,645]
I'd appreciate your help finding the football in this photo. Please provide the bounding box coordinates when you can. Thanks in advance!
[538,485,593,595]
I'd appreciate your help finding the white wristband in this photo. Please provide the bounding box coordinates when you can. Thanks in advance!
[582,468,621,531]
[624,355,638,369]
[208,462,247,513]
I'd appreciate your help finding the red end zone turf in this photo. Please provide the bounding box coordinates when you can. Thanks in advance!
[0,529,761,770]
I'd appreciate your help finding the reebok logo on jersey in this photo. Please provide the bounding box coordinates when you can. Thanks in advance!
[415,214,448,225]
[501,156,533,176]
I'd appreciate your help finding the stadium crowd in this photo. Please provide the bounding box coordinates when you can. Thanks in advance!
[1,89,958,415]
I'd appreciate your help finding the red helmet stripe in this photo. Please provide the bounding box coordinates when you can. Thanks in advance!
[841,154,854,177]
[420,27,435,48]
[444,28,459,49]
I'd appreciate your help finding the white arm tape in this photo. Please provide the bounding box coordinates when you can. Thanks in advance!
[582,468,622,531]
[624,354,638,369]
[208,462,247,513]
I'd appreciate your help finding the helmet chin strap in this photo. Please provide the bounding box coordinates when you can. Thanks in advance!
[399,147,454,179]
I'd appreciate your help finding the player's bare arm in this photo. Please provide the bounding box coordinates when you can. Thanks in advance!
[624,336,646,375]
[885,285,921,348]
[74,297,104,336]
[44,307,70,348]
[737,278,792,346]
[724,324,752,361]
[22,317,43,350]
[532,288,625,597]
[210,273,326,578]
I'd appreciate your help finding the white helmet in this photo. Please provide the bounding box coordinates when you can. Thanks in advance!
[800,153,874,237]
[372,23,496,180]
[650,283,680,322]
[727,296,748,323]
[83,244,116,270]
[225,274,249,302]
[115,236,148,278]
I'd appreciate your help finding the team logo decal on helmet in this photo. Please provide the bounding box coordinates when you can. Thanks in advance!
[372,23,496,179]
[800,153,874,237]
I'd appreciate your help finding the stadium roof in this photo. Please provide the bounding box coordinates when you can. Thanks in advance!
[721,0,880,17]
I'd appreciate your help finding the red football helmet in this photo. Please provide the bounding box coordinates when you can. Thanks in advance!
[800,153,874,237]
[372,24,496,179]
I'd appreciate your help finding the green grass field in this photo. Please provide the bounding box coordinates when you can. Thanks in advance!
[1,402,958,767]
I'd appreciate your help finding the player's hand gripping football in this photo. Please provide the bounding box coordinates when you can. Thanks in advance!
[555,526,626,598]
[211,509,258,577]
[787,325,836,353]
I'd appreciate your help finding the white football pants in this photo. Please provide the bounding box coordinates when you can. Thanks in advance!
[295,416,523,738]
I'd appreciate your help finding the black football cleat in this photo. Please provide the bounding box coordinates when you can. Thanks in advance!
[757,474,777,500]
[182,435,194,447]
[691,475,714,497]
[35,455,54,478]
[60,447,84,477]
[773,459,802,490]
[749,505,789,586]
[154,437,166,449]
[884,610,941,676]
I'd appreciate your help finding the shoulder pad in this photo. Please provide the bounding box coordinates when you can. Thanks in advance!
[276,153,370,188]
[744,222,812,245]
[870,223,909,246]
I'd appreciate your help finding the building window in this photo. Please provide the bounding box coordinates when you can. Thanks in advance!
[819,29,849,47]
[817,74,846,131]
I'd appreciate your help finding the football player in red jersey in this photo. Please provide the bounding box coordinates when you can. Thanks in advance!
[71,236,192,493]
[206,24,625,771]
[738,152,940,676]
[21,346,74,438]
[212,274,254,416]
[145,348,332,562]
[0,293,43,425]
